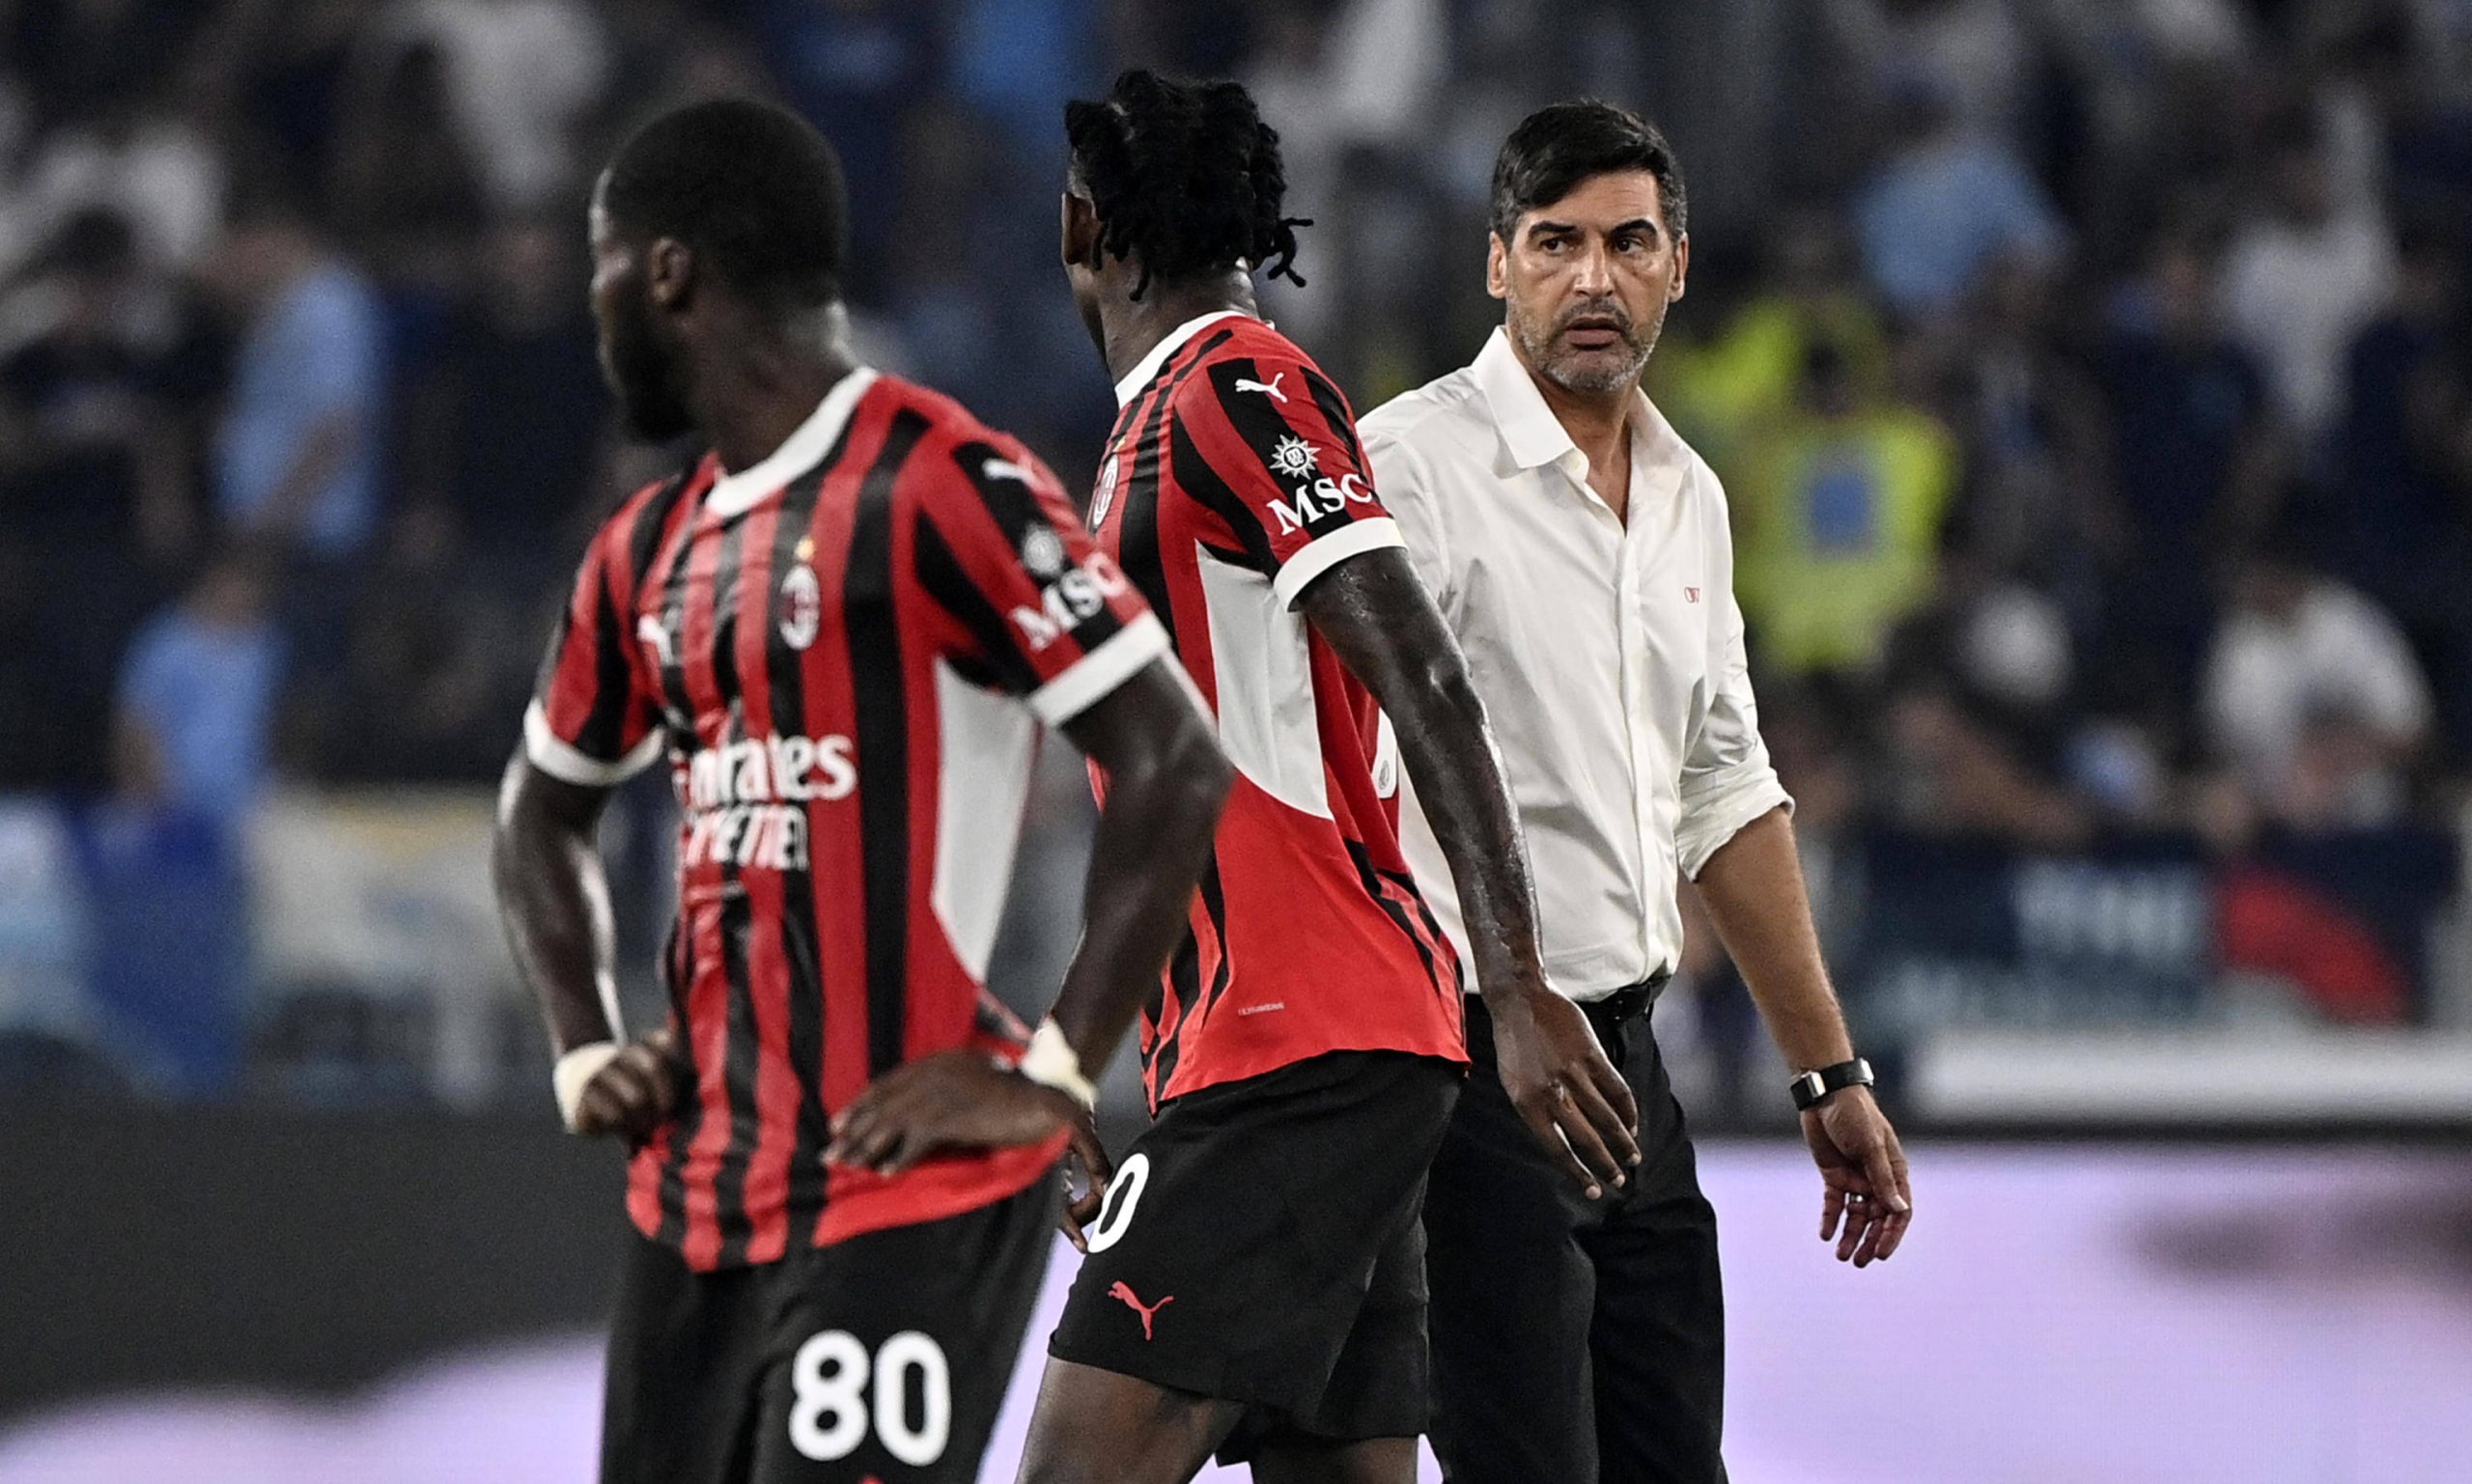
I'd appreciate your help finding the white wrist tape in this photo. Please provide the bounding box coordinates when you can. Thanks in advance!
[553,1041,622,1132]
[1017,1020,1096,1111]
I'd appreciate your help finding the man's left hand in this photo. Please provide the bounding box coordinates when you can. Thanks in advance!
[826,1050,1082,1176]
[1057,1115,1114,1253]
[1801,1084,1912,1267]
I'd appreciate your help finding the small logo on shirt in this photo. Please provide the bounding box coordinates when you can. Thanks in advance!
[982,455,1037,486]
[779,563,822,650]
[1236,1001,1285,1017]
[1108,1281,1174,1340]
[1234,372,1289,403]
[1683,586,1700,603]
[1089,454,1122,531]
[1021,524,1067,580]
[1268,434,1321,482]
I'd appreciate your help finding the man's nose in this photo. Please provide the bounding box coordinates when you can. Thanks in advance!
[1570,239,1615,296]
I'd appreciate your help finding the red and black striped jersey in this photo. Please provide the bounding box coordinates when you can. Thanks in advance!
[526,368,1166,1273]
[1091,311,1467,1111]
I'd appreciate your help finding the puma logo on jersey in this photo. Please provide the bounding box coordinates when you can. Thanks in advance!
[637,613,678,668]
[1108,1281,1173,1340]
[1234,373,1288,403]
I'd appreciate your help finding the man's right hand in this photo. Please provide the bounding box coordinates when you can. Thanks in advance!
[1296,549,1633,1193]
[1487,990,1641,1198]
[572,1027,685,1146]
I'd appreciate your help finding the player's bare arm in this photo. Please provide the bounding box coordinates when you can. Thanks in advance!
[491,757,683,1144]
[825,658,1230,1200]
[1693,806,1912,1264]
[1297,545,1643,1196]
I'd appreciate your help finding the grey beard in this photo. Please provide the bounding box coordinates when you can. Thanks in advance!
[1512,309,1656,395]
[1543,353,1649,394]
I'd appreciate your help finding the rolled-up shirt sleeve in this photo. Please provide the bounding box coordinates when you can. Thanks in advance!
[1675,587,1793,879]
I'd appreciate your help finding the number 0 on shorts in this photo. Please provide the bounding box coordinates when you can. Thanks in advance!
[1083,1153,1151,1253]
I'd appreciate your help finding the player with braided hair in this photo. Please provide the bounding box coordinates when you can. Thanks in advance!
[1061,69,1307,300]
[1015,70,1641,1484]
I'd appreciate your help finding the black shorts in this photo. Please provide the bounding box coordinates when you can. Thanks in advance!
[601,1172,1056,1484]
[1047,1050,1459,1464]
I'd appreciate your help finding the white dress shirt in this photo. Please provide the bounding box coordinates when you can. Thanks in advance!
[1362,328,1792,1001]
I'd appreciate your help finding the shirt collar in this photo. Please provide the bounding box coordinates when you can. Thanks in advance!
[1470,325,1692,496]
[1113,309,1252,407]
[705,367,880,520]
[1474,326,1587,475]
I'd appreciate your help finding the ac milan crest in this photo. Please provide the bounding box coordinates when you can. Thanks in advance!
[1089,454,1122,531]
[778,563,821,650]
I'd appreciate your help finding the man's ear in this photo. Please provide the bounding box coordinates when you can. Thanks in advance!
[1486,232,1508,302]
[646,237,694,312]
[1061,191,1101,269]
[1670,232,1690,304]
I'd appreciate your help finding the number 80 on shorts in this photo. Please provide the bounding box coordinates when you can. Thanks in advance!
[787,1330,951,1468]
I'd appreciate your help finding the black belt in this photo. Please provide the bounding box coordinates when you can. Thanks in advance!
[1463,972,1670,1026]
[1583,972,1670,1027]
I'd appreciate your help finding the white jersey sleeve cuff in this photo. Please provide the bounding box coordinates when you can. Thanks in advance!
[1028,612,1173,725]
[524,700,664,787]
[1272,517,1406,609]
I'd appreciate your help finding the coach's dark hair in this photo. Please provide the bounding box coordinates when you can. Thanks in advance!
[602,98,849,309]
[1064,69,1308,299]
[1489,100,1688,243]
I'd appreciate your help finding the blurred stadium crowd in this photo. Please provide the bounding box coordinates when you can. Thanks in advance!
[2,0,2468,1101]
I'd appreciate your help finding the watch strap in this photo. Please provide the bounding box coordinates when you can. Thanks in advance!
[1789,1057,1874,1111]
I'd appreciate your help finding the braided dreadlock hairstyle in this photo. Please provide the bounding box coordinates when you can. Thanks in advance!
[1064,70,1309,300]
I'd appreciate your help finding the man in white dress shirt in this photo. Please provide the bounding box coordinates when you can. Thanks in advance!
[1361,101,1915,1482]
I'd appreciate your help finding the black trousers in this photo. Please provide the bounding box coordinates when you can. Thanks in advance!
[1423,993,1728,1483]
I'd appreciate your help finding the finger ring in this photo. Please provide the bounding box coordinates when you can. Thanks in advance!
[1848,1192,1867,1205]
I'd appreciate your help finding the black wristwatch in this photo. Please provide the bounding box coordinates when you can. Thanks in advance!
[1789,1058,1874,1111]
